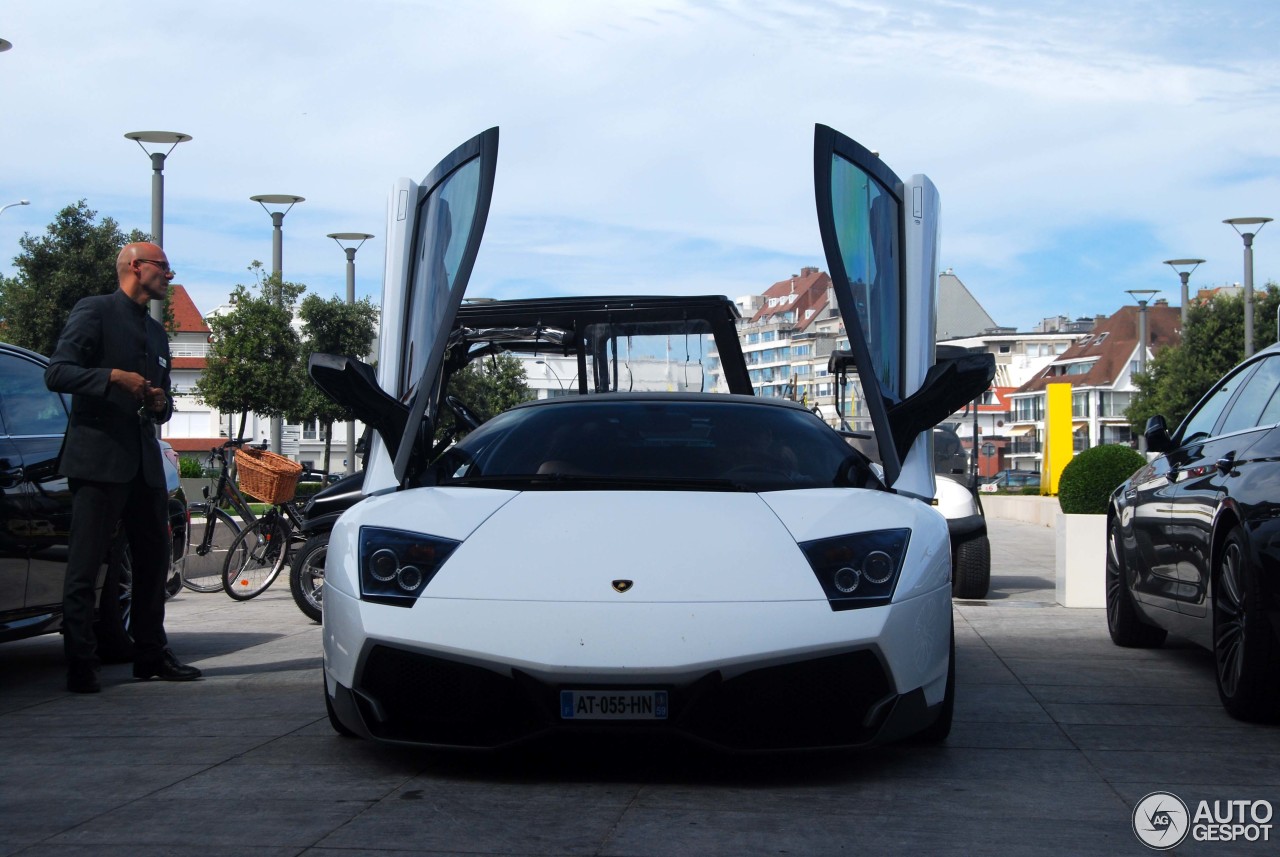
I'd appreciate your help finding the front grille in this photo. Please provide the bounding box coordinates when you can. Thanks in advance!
[356,645,893,751]
[680,651,893,750]
[357,645,543,746]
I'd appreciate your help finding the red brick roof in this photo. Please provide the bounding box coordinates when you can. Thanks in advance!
[169,285,209,333]
[750,268,831,332]
[1017,304,1181,394]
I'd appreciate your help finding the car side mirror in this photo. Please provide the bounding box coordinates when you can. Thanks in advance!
[1144,415,1174,453]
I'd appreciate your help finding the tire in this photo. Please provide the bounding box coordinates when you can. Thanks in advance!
[1213,527,1280,721]
[222,514,290,601]
[951,535,991,599]
[290,533,328,623]
[912,624,954,744]
[95,535,135,663]
[324,675,356,738]
[1106,516,1167,647]
[180,507,242,593]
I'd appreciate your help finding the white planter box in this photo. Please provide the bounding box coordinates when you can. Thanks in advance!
[1055,512,1107,608]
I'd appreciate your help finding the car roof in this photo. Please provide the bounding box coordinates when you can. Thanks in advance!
[501,390,814,413]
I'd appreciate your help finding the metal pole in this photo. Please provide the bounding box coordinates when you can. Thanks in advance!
[1178,272,1190,327]
[1243,232,1255,358]
[269,211,285,454]
[148,152,167,324]
[344,246,357,474]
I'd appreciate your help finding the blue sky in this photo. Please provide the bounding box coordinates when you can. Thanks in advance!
[2,0,1278,332]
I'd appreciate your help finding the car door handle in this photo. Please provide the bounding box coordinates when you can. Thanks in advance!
[0,460,23,488]
[1216,451,1237,474]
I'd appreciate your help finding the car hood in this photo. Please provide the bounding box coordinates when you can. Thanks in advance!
[334,487,949,604]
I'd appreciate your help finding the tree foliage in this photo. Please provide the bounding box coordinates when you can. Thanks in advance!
[289,293,380,471]
[1127,285,1280,432]
[436,352,532,442]
[195,262,306,440]
[0,200,152,355]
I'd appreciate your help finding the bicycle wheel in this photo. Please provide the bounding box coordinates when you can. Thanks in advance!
[179,507,243,592]
[222,514,290,601]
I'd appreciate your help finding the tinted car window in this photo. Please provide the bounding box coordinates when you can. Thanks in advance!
[1218,356,1280,436]
[0,353,68,436]
[435,399,866,491]
[1178,363,1258,445]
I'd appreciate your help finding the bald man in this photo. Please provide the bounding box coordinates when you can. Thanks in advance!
[45,242,201,692]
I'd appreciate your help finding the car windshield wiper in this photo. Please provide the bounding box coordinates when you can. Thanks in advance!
[445,473,754,491]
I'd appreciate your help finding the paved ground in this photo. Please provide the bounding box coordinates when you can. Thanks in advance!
[2,518,1279,856]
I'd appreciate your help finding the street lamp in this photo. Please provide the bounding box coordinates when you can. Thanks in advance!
[251,194,305,454]
[1163,258,1205,327]
[0,199,29,216]
[125,131,192,323]
[327,232,375,475]
[1224,217,1272,358]
[0,38,12,53]
[535,360,565,392]
[1126,289,1160,376]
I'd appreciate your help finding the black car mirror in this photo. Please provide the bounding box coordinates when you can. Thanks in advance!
[1144,415,1173,453]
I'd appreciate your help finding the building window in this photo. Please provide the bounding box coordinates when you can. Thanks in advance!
[301,420,327,441]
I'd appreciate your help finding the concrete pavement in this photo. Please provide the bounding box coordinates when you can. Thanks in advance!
[2,517,1279,855]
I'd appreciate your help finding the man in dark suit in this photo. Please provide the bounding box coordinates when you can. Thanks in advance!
[45,241,201,693]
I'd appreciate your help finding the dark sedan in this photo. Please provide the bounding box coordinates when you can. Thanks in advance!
[1108,341,1280,721]
[0,342,188,660]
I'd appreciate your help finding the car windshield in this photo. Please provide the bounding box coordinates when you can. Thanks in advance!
[431,398,872,492]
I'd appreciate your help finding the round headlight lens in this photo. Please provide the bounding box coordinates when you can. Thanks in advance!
[370,548,399,582]
[833,566,860,593]
[396,564,424,592]
[862,550,894,584]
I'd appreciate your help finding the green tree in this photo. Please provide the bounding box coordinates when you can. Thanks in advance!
[1128,285,1280,432]
[0,200,152,355]
[290,293,380,472]
[195,262,306,440]
[436,352,532,443]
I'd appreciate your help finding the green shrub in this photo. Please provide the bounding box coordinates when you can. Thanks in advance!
[1057,444,1146,515]
[178,456,205,478]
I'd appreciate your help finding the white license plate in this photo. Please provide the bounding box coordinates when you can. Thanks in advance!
[560,690,668,720]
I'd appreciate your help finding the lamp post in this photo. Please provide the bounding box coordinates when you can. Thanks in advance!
[125,131,192,323]
[1224,217,1272,358]
[1163,258,1205,327]
[535,360,565,393]
[0,199,29,216]
[327,232,375,475]
[251,194,305,454]
[0,38,12,52]
[1126,289,1160,376]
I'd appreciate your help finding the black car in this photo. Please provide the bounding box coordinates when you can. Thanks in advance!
[0,342,188,660]
[1108,341,1280,721]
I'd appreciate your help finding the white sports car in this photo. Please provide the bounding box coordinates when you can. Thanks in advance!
[311,126,992,750]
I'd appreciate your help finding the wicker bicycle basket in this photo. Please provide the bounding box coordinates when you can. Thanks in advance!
[234,447,304,504]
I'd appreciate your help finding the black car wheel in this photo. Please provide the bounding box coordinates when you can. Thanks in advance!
[290,533,328,623]
[1213,527,1280,721]
[952,535,990,599]
[1105,517,1166,648]
[95,535,135,663]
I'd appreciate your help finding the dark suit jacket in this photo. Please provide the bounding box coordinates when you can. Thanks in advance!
[44,289,173,488]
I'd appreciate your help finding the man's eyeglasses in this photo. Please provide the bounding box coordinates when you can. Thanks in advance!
[136,258,173,273]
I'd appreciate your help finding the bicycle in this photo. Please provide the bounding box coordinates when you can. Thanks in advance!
[220,446,306,601]
[177,439,264,592]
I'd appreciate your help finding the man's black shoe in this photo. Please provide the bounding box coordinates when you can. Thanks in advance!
[133,649,202,681]
[67,663,101,694]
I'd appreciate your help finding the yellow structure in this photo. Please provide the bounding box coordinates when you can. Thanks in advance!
[1043,382,1074,495]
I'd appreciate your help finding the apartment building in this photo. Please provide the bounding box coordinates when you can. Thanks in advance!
[1005,302,1181,472]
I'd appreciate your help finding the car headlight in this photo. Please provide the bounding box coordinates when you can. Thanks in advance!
[358,526,459,607]
[799,529,910,610]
